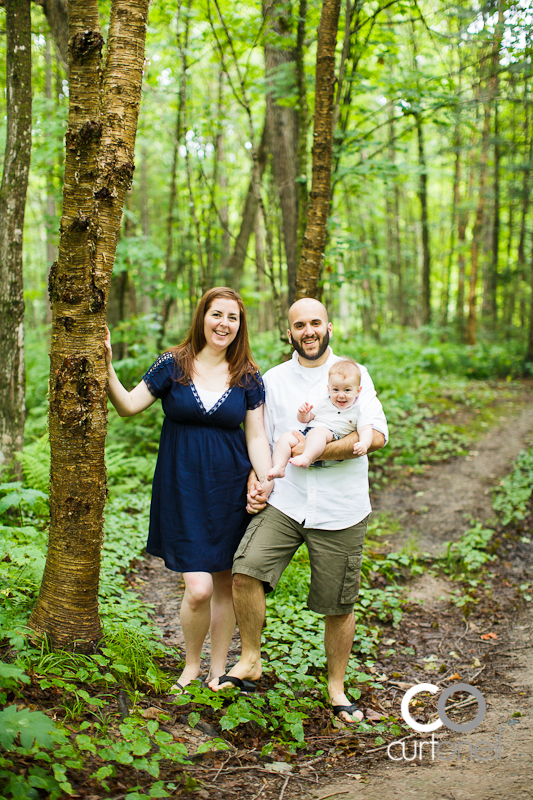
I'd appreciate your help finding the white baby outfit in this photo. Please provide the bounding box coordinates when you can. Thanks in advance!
[308,395,373,437]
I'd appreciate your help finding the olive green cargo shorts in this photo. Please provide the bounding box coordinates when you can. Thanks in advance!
[232,504,368,615]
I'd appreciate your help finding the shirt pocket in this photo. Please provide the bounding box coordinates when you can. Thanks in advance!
[340,554,364,604]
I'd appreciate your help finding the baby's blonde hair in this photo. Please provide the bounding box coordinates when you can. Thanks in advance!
[328,359,361,385]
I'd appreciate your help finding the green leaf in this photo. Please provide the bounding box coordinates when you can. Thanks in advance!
[0,706,61,751]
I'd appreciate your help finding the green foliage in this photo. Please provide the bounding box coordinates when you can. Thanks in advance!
[0,705,63,751]
[0,482,48,518]
[442,522,496,578]
[493,448,533,526]
[16,435,50,494]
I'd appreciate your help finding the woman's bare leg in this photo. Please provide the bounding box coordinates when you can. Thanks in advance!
[209,569,236,680]
[177,571,213,687]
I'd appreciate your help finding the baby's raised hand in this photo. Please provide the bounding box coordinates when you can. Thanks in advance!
[298,402,313,415]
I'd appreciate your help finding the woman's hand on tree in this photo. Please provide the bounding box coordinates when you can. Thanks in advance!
[104,326,113,370]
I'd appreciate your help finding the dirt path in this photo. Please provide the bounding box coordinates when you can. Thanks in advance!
[311,618,533,800]
[137,388,533,799]
[311,391,533,800]
[372,399,533,556]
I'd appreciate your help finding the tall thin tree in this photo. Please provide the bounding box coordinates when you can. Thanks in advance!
[0,0,32,478]
[295,0,341,299]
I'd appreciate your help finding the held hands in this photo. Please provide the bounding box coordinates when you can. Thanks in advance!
[246,471,274,515]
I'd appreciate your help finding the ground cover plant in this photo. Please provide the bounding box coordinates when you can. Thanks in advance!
[1,330,531,798]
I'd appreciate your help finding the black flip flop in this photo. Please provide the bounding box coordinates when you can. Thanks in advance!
[215,674,257,693]
[332,703,363,723]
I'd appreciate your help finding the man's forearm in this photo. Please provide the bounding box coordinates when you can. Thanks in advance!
[320,429,386,461]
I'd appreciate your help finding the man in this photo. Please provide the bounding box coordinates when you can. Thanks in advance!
[210,298,388,723]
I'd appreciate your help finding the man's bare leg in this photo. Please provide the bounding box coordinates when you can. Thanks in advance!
[325,611,363,723]
[209,572,265,690]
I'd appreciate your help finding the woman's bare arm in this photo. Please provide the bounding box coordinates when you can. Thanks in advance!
[105,328,157,417]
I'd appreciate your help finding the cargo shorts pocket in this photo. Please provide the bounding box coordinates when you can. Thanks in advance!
[340,554,364,604]
[233,513,266,561]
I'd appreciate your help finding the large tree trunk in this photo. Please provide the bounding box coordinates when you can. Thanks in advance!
[295,0,341,299]
[28,0,149,651]
[264,0,300,304]
[0,0,32,479]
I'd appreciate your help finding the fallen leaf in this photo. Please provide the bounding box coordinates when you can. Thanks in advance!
[264,762,293,774]
[448,651,460,660]
[140,707,162,719]
[365,709,383,722]
[388,681,412,690]
[480,632,498,640]
[449,673,462,681]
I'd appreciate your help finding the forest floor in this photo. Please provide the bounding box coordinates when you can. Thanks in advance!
[132,386,533,800]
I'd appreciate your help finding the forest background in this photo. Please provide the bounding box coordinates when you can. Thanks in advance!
[5,0,533,364]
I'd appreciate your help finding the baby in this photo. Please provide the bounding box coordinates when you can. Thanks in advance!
[268,359,373,478]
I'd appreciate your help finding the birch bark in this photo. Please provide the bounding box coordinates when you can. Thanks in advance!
[295,0,341,299]
[28,0,150,650]
[0,0,32,479]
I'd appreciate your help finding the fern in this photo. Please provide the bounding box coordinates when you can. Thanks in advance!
[17,435,50,493]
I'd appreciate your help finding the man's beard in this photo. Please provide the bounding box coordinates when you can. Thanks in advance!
[291,330,330,361]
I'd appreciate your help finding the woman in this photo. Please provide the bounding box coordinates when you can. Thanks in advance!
[105,287,273,689]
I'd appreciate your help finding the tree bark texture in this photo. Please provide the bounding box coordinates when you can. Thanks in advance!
[526,234,533,363]
[466,99,491,346]
[415,113,431,325]
[294,0,309,273]
[225,122,268,289]
[264,0,300,305]
[28,0,150,650]
[295,0,341,300]
[0,0,32,478]
[39,0,69,72]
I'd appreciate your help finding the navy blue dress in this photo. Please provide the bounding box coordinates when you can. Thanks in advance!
[142,352,265,573]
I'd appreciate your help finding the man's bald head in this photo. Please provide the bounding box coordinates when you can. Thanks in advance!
[287,297,332,364]
[288,297,329,328]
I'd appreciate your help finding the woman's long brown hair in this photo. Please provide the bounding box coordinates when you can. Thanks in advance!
[169,287,259,387]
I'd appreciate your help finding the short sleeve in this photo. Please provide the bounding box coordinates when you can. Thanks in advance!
[244,370,265,411]
[142,351,175,399]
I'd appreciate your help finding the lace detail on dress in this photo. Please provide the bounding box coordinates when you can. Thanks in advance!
[143,351,175,397]
[246,370,265,410]
[190,382,232,415]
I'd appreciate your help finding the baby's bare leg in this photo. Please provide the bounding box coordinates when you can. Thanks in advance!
[289,427,333,468]
[269,432,299,479]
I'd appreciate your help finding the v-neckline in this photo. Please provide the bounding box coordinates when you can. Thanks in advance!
[190,382,232,416]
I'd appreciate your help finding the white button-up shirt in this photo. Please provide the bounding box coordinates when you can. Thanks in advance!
[264,348,388,530]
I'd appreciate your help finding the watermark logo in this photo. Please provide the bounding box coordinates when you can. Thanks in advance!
[401,682,486,733]
[388,682,502,762]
